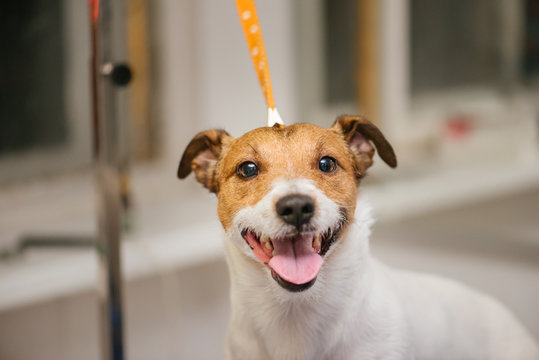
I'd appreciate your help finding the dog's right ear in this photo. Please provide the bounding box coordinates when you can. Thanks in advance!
[177,129,232,193]
[331,115,397,177]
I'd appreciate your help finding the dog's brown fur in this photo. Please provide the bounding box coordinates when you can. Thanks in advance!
[178,115,396,230]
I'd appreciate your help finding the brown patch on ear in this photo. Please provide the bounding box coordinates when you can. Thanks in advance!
[177,129,232,193]
[331,115,397,176]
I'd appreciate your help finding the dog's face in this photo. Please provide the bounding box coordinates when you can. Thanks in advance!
[178,116,396,292]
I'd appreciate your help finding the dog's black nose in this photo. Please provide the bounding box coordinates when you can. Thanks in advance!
[276,194,315,228]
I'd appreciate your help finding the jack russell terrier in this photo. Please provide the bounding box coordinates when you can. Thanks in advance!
[178,116,539,359]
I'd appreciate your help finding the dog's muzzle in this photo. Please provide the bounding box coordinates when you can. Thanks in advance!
[241,194,344,292]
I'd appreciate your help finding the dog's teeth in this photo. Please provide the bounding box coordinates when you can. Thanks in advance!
[261,236,273,250]
[313,234,321,248]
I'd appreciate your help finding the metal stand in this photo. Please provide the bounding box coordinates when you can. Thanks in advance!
[90,1,132,359]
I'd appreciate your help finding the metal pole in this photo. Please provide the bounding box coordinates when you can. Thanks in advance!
[89,1,132,359]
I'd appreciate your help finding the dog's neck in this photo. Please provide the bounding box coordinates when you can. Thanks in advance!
[224,196,386,359]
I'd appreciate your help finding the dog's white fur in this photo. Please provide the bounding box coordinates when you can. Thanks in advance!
[223,179,539,360]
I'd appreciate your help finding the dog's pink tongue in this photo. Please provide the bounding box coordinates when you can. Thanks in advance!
[268,235,323,285]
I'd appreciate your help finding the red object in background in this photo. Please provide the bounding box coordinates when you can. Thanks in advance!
[445,114,475,140]
[89,0,99,23]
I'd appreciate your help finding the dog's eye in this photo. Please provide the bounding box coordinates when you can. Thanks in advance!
[318,156,337,173]
[237,161,259,179]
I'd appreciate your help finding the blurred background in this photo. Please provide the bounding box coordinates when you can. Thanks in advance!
[1,0,538,359]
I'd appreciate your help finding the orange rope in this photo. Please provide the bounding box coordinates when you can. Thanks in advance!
[235,0,284,127]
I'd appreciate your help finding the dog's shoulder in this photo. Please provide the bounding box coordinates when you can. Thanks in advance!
[384,266,539,359]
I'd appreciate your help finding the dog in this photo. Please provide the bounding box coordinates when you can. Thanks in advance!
[178,115,539,359]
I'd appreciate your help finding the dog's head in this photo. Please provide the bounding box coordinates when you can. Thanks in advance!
[178,116,396,292]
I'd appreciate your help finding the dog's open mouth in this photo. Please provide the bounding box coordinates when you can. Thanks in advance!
[241,223,343,292]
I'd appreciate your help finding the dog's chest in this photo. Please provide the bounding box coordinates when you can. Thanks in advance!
[242,296,355,360]
[255,308,332,360]
[248,306,406,360]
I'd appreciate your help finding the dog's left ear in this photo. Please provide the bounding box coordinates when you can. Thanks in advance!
[177,129,233,193]
[331,115,397,176]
